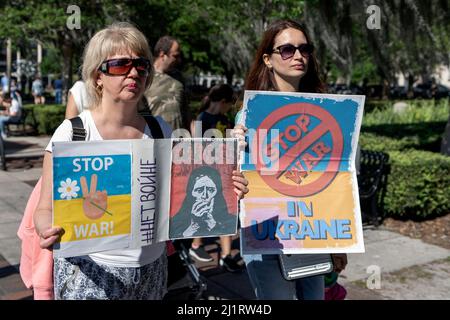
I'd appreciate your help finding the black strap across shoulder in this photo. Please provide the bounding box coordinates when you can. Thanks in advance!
[69,116,86,141]
[69,115,163,141]
[143,115,164,139]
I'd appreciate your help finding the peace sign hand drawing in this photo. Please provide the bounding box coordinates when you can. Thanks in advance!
[80,174,111,219]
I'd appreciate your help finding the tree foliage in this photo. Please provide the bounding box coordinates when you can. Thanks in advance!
[0,0,449,87]
[156,0,304,83]
[304,0,450,85]
[0,0,141,90]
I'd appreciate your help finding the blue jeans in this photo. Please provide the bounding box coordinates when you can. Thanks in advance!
[243,253,324,300]
[55,89,62,104]
[0,115,20,137]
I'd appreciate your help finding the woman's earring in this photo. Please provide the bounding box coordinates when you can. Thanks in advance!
[95,85,103,94]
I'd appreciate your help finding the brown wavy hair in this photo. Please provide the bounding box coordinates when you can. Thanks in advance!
[198,83,235,114]
[245,19,325,93]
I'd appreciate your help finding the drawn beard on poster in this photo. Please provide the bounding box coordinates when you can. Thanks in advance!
[170,166,236,238]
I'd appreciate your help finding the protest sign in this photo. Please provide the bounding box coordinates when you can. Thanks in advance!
[52,138,238,258]
[52,140,134,258]
[240,90,365,254]
[169,139,238,239]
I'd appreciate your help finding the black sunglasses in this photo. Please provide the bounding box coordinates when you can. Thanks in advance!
[272,43,314,60]
[98,58,151,77]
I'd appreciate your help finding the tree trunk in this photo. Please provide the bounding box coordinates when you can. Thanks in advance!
[224,69,234,86]
[61,43,73,105]
[382,79,390,100]
[407,74,415,98]
[6,38,12,92]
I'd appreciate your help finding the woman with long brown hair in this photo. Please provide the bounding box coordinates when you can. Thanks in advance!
[235,19,347,300]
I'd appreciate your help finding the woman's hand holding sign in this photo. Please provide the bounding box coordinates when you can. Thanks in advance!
[232,124,248,152]
[232,171,249,200]
[331,253,348,273]
[80,174,110,220]
[38,225,63,249]
[231,124,250,200]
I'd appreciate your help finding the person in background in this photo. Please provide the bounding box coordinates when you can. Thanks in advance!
[1,73,9,94]
[233,19,348,300]
[188,84,244,273]
[32,76,45,105]
[0,92,22,139]
[10,78,18,94]
[64,80,88,119]
[53,77,63,104]
[144,36,191,130]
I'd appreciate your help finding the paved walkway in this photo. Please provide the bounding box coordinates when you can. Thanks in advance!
[0,135,449,300]
[0,136,47,300]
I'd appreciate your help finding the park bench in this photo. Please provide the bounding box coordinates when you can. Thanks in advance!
[357,149,390,226]
[0,108,38,170]
[4,108,29,136]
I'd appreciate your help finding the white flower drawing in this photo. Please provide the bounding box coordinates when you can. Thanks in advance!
[58,178,80,200]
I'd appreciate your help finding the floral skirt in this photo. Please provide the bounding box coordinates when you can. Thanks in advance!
[54,254,167,300]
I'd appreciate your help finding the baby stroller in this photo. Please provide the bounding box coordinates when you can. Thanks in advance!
[163,239,208,300]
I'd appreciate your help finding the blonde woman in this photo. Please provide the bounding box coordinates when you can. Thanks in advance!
[34,22,249,300]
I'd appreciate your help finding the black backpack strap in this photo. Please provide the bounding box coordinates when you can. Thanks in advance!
[143,115,164,139]
[69,116,86,141]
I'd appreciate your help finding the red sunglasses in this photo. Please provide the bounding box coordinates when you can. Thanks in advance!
[98,58,151,77]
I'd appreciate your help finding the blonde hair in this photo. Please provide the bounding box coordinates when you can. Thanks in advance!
[81,22,153,108]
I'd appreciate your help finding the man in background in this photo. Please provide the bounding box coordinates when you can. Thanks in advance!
[144,36,191,130]
[32,76,45,105]
[1,73,9,94]
[53,77,63,104]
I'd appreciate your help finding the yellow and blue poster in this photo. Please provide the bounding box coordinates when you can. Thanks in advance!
[51,138,237,258]
[240,90,365,254]
[52,140,133,258]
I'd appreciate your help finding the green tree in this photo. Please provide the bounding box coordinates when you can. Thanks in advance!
[0,0,143,93]
[165,0,304,84]
[304,0,357,85]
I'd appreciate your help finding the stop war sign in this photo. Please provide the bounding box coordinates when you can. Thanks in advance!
[240,90,366,255]
[254,102,343,197]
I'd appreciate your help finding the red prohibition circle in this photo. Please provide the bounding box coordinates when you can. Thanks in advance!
[254,103,343,197]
